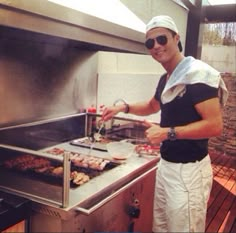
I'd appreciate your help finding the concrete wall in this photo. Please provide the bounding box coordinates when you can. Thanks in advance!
[201,45,236,73]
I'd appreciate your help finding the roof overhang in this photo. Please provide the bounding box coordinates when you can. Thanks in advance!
[202,4,236,23]
[0,0,147,54]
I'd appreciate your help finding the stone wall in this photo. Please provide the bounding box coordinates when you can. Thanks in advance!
[209,73,236,157]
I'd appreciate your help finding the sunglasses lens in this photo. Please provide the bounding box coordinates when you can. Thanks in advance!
[145,35,168,49]
[145,39,155,49]
[156,35,168,45]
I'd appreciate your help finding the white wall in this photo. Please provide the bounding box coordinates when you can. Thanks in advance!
[201,45,236,73]
[97,51,164,74]
[97,51,164,123]
[97,73,161,123]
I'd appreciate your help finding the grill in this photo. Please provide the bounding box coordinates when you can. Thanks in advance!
[0,114,160,232]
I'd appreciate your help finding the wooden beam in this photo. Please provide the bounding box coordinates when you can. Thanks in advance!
[181,0,199,11]
[184,0,203,58]
[202,4,236,23]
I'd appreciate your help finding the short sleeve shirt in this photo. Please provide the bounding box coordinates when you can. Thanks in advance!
[154,74,219,163]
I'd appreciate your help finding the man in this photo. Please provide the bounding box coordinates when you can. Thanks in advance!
[102,15,228,232]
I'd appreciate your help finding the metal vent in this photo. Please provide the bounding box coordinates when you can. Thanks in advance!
[32,205,62,218]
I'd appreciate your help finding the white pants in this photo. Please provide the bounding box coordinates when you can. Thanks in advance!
[152,155,213,233]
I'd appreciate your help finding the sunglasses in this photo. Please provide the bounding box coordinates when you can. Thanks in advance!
[145,35,168,49]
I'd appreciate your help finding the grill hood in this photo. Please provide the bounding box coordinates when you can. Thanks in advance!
[0,0,147,54]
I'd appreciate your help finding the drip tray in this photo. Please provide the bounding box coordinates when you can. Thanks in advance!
[70,137,110,152]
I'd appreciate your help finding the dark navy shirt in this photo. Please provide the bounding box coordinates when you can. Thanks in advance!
[154,74,218,163]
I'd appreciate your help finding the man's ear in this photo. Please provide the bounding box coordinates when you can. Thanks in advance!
[176,33,180,43]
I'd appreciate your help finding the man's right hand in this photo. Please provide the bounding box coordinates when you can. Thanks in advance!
[101,105,124,121]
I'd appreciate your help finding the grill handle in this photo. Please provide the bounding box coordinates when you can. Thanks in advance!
[74,165,157,215]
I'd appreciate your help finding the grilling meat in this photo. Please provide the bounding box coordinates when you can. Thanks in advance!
[71,171,90,185]
[4,154,51,171]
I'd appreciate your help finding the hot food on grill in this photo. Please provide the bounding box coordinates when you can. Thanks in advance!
[135,144,160,156]
[46,147,111,171]
[2,148,115,186]
[4,154,51,171]
[71,171,90,185]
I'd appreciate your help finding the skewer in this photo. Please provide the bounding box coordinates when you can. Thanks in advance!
[89,121,105,154]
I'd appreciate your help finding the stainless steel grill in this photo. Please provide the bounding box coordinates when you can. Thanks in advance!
[0,114,159,232]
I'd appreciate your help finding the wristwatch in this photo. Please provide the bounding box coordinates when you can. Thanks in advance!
[167,127,177,141]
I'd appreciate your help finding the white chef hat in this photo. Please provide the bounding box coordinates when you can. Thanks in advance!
[146,15,178,33]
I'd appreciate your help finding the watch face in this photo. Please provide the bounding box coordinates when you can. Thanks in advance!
[168,128,176,141]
